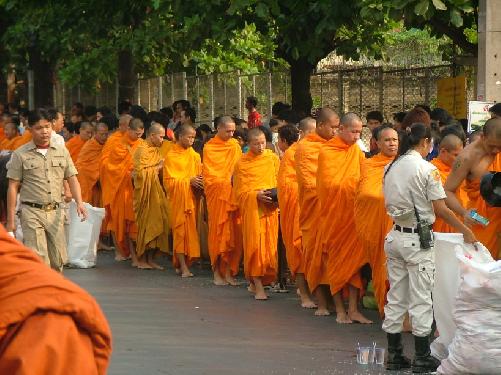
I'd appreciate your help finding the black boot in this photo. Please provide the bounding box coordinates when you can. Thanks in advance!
[412,335,441,373]
[386,333,411,370]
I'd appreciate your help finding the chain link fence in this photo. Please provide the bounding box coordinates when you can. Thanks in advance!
[53,64,475,124]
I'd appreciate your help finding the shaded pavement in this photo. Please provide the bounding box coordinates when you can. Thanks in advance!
[66,252,414,375]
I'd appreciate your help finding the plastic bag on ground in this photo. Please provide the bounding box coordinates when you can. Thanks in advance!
[67,201,105,268]
[436,236,501,374]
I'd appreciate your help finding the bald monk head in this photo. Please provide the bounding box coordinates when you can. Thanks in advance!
[119,114,133,132]
[376,125,398,157]
[298,117,316,139]
[94,122,109,145]
[316,108,339,140]
[175,124,196,149]
[127,118,145,141]
[438,134,463,167]
[481,117,501,156]
[337,112,363,146]
[247,127,266,155]
[147,123,165,147]
[216,116,236,141]
[4,121,19,140]
[79,122,94,141]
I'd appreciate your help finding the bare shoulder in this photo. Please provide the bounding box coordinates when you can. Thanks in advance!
[451,148,473,173]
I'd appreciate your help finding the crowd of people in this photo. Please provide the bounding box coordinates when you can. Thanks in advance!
[1,96,500,371]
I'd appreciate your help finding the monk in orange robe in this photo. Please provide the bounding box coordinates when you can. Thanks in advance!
[277,121,316,308]
[202,116,242,285]
[14,127,32,149]
[295,108,339,315]
[317,112,371,324]
[100,118,145,266]
[133,123,169,270]
[445,118,501,259]
[0,121,21,151]
[233,128,280,300]
[163,124,202,277]
[0,225,111,374]
[66,122,94,162]
[431,134,466,233]
[76,122,109,204]
[355,126,398,316]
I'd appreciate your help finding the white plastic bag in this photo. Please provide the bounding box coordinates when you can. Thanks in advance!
[67,201,105,268]
[437,240,501,374]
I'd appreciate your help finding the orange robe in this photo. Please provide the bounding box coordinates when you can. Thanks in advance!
[431,158,468,233]
[202,136,242,276]
[277,142,303,277]
[66,136,87,162]
[463,154,501,259]
[354,153,394,315]
[133,142,169,257]
[163,143,201,267]
[0,226,111,374]
[0,136,21,151]
[233,149,280,285]
[316,136,368,295]
[0,126,4,142]
[75,138,104,204]
[13,131,32,149]
[295,133,327,291]
[100,134,143,256]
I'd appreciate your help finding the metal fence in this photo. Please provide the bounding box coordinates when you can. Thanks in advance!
[53,64,476,124]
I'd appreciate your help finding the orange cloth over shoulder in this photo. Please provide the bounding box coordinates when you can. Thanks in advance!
[66,135,87,162]
[76,138,104,204]
[316,136,368,295]
[0,126,5,142]
[13,131,32,149]
[99,131,126,208]
[0,135,21,151]
[463,153,501,259]
[295,133,327,291]
[100,133,143,256]
[431,158,468,233]
[163,143,201,267]
[277,142,303,277]
[202,136,242,276]
[0,226,111,374]
[354,153,393,315]
[233,149,280,285]
[133,142,169,257]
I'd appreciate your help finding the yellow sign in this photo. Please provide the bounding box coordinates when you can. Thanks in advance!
[437,76,467,119]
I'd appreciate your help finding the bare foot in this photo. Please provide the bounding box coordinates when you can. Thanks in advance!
[336,312,353,324]
[301,300,318,309]
[314,308,331,316]
[135,260,153,270]
[213,271,228,286]
[225,276,239,286]
[98,241,114,251]
[247,284,256,294]
[147,261,164,270]
[175,268,181,275]
[348,311,373,324]
[181,272,194,278]
[115,254,130,261]
[254,290,268,300]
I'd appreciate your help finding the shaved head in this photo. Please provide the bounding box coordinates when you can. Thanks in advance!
[175,124,196,149]
[247,127,265,141]
[129,118,144,131]
[176,124,196,138]
[79,122,94,141]
[247,128,266,155]
[298,117,316,138]
[79,121,94,131]
[338,112,363,146]
[147,123,164,136]
[216,116,236,141]
[483,117,501,139]
[440,134,463,151]
[316,107,339,140]
[119,114,132,131]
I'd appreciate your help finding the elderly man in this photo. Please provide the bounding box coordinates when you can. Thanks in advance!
[317,112,371,324]
[203,116,243,285]
[133,123,169,270]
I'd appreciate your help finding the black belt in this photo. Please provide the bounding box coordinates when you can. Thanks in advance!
[394,224,432,234]
[22,201,61,211]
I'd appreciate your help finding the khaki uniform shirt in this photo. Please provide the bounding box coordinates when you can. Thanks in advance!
[383,150,446,227]
[6,140,77,204]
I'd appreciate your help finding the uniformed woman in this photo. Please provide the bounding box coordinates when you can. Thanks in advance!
[382,123,476,373]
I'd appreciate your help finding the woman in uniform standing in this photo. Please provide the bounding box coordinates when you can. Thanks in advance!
[382,123,476,373]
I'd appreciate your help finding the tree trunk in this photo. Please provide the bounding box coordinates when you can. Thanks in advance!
[118,49,136,103]
[289,57,314,116]
[29,49,54,108]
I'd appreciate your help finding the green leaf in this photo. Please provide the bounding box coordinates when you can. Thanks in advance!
[414,0,429,15]
[450,8,463,27]
[431,0,447,11]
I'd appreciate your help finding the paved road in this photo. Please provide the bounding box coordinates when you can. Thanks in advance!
[66,252,414,375]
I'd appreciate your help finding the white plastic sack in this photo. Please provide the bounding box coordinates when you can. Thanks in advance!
[67,201,105,268]
[437,239,501,374]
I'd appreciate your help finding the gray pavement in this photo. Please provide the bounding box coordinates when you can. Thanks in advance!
[66,252,414,375]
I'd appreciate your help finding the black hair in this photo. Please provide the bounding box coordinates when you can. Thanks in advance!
[393,111,407,123]
[277,109,301,125]
[7,116,20,127]
[414,104,431,115]
[430,108,453,127]
[118,100,131,115]
[160,107,173,119]
[272,102,291,116]
[366,110,384,123]
[233,128,248,142]
[246,96,258,108]
[183,107,196,123]
[260,124,273,143]
[269,119,279,128]
[199,124,212,134]
[45,107,59,122]
[278,124,299,146]
[64,121,76,133]
[489,103,501,117]
[99,115,119,131]
[97,106,112,117]
[384,123,431,178]
[27,108,50,126]
[148,111,169,127]
[84,105,97,118]
[440,124,466,145]
[130,105,148,123]
[372,124,394,141]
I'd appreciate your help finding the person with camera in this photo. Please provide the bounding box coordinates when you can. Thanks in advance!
[382,123,476,373]
[233,127,280,300]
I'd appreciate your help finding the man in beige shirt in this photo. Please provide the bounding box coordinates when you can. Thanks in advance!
[6,108,87,271]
